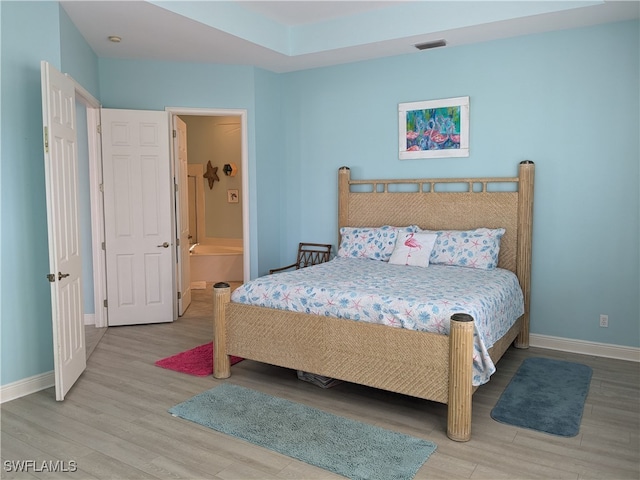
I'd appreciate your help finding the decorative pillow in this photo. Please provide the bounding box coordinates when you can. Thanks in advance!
[337,225,419,261]
[425,228,506,269]
[388,232,438,267]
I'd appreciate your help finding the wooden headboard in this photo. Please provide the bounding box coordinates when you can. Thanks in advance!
[338,161,535,344]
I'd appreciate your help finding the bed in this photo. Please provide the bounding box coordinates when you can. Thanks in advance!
[212,161,535,441]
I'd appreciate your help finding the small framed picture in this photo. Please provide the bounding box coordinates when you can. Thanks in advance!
[399,96,469,159]
[227,189,239,203]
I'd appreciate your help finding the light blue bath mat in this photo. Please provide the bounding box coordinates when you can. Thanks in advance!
[491,357,592,436]
[169,383,437,480]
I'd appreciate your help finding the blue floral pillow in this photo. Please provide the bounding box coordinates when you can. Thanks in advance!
[338,225,419,261]
[425,228,506,269]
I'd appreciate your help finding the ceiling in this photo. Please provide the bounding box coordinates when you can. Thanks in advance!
[61,1,639,73]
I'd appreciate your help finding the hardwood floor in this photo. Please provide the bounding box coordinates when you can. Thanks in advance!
[2,287,638,479]
[85,325,108,360]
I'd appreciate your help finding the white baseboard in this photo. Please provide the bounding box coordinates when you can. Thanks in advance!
[84,313,95,326]
[0,371,55,404]
[530,334,640,362]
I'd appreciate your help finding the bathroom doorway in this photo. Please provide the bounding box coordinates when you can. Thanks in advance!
[171,111,246,297]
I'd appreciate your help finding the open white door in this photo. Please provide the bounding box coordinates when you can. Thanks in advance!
[174,116,191,315]
[40,61,86,401]
[101,109,175,326]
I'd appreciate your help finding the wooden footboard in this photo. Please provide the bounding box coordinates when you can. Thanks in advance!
[213,283,477,441]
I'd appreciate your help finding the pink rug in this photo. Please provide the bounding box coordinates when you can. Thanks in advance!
[155,342,243,376]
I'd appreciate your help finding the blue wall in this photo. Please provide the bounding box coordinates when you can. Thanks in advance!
[1,1,62,385]
[254,68,285,273]
[0,2,100,386]
[59,5,99,99]
[280,22,639,347]
[1,0,638,391]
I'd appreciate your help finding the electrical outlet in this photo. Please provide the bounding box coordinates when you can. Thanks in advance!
[599,314,608,328]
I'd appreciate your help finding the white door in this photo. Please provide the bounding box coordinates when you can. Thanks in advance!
[174,116,191,315]
[40,61,86,401]
[101,109,175,326]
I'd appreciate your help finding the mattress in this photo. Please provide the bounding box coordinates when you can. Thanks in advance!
[231,257,524,385]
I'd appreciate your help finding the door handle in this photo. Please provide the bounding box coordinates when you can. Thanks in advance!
[157,242,170,248]
[58,272,70,280]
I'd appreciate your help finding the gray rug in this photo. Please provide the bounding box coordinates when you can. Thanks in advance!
[169,383,437,480]
[491,357,592,437]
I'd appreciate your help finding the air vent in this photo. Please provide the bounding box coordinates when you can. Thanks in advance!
[415,39,447,51]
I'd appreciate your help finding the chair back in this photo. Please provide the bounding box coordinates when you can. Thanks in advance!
[297,243,332,268]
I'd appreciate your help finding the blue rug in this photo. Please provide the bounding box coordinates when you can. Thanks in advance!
[491,357,592,437]
[169,383,437,480]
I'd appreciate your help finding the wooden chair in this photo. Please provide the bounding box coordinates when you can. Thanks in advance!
[269,243,332,274]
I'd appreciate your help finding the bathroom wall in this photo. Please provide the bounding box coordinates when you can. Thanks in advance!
[180,115,243,240]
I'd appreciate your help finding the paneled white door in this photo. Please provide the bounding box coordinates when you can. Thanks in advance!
[40,61,86,400]
[174,116,191,315]
[101,109,174,326]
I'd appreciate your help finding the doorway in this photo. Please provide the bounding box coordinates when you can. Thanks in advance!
[84,107,249,327]
[168,109,249,302]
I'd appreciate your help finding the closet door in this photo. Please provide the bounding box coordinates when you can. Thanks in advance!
[101,108,175,326]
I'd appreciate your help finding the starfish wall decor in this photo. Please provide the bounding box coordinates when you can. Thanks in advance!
[203,160,219,189]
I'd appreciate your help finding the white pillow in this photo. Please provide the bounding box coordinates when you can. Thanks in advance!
[388,232,438,267]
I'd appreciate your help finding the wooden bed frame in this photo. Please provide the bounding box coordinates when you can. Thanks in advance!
[212,161,534,441]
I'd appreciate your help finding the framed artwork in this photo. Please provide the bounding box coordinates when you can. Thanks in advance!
[399,96,469,159]
[227,189,239,203]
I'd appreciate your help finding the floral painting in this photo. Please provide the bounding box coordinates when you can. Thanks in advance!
[399,96,469,159]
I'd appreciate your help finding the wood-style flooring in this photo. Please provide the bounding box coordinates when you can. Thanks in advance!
[2,286,639,479]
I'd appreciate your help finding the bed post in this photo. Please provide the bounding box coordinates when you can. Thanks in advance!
[338,167,351,242]
[447,313,475,442]
[213,282,231,379]
[515,161,535,348]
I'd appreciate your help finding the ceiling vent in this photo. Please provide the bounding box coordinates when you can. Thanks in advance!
[414,39,447,51]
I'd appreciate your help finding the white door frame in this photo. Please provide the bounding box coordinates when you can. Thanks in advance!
[64,75,107,328]
[78,88,108,329]
[165,107,250,285]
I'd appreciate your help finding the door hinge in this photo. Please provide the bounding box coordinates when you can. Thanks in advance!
[43,126,49,153]
[174,183,178,192]
[97,124,102,134]
[99,183,104,193]
[101,241,106,251]
[176,238,180,246]
[46,273,55,282]
[103,299,108,308]
[177,291,182,300]
[173,129,177,138]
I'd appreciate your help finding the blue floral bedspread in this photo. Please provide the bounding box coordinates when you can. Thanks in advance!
[231,257,524,385]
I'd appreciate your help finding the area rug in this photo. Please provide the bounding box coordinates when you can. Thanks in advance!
[169,383,437,480]
[491,357,592,437]
[154,342,243,376]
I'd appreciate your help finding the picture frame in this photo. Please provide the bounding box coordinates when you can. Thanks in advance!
[399,96,469,159]
[227,189,239,203]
